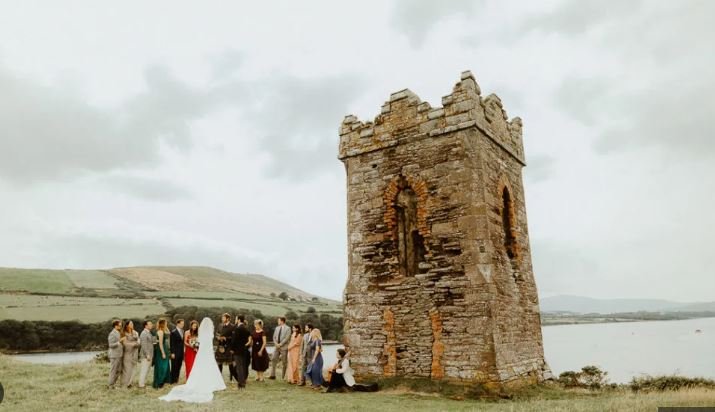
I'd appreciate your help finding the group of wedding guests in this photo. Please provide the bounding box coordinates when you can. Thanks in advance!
[107,313,374,393]
[107,317,200,389]
[214,314,327,390]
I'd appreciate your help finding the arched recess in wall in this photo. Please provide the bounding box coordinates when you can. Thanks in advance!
[497,176,519,265]
[384,175,430,277]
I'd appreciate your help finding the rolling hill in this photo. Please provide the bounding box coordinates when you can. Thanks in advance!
[0,266,342,323]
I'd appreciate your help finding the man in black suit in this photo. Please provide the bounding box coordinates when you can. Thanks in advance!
[169,319,185,384]
[230,314,251,389]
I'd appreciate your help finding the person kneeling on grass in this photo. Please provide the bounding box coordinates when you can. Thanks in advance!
[325,349,378,393]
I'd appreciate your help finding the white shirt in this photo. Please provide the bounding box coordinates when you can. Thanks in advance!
[336,358,355,387]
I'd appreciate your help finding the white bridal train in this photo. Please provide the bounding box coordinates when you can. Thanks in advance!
[159,317,226,403]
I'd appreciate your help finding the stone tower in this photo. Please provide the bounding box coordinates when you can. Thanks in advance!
[338,71,549,386]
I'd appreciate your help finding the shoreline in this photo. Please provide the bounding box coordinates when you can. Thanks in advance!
[542,315,715,327]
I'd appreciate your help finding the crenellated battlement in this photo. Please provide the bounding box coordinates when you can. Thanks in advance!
[339,70,526,165]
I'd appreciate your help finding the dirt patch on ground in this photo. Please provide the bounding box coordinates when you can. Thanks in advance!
[379,388,441,398]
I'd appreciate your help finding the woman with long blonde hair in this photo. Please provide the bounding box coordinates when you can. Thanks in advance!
[305,328,324,389]
[153,318,172,388]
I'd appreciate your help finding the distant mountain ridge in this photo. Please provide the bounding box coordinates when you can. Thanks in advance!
[539,294,715,314]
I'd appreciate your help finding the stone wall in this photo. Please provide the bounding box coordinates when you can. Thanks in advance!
[339,71,548,385]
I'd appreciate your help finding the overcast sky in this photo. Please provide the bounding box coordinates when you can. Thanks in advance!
[0,1,712,301]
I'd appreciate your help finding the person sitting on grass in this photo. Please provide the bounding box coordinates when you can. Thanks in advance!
[325,349,378,393]
[325,349,353,392]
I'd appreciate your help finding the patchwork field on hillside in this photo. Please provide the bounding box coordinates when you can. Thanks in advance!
[0,266,341,323]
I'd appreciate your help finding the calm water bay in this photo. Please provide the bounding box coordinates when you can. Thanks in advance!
[11,318,715,383]
[542,317,715,383]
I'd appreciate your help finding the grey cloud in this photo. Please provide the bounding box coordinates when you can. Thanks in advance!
[0,64,215,183]
[245,75,367,179]
[531,238,601,297]
[550,2,715,157]
[524,154,555,183]
[207,60,367,179]
[100,175,193,202]
[0,55,367,184]
[39,232,270,275]
[522,1,713,62]
[210,50,245,80]
[390,0,481,47]
[553,77,611,126]
[593,79,715,155]
[520,0,643,35]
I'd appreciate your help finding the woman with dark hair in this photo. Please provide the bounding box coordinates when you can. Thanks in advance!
[285,324,303,384]
[120,320,140,388]
[248,319,269,381]
[153,318,172,389]
[184,320,199,380]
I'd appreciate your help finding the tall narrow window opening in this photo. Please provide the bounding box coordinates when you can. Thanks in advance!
[395,184,425,276]
[502,187,517,260]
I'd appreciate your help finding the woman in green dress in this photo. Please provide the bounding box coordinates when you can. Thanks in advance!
[153,318,172,388]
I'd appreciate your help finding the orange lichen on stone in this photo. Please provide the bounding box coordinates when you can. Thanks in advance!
[383,308,397,377]
[430,308,445,379]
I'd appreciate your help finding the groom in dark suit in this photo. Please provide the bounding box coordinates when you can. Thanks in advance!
[170,319,185,384]
[230,315,251,389]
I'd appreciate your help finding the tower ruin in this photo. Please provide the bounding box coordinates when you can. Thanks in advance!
[339,71,549,386]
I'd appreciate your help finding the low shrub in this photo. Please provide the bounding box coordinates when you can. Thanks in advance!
[629,375,715,392]
[558,365,608,389]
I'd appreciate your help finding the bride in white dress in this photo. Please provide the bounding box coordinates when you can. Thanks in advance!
[159,317,226,403]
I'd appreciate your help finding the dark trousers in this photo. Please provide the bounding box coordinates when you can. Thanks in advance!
[170,354,184,383]
[218,362,238,381]
[327,372,348,392]
[233,351,250,387]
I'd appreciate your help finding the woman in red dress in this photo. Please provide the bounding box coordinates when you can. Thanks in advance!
[183,320,199,380]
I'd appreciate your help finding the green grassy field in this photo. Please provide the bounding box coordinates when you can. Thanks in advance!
[0,266,342,324]
[0,295,166,322]
[65,270,120,289]
[0,268,76,293]
[1,355,714,411]
[165,298,291,317]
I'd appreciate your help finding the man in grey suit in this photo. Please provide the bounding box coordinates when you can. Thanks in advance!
[298,323,313,386]
[269,316,291,380]
[107,319,124,388]
[138,320,154,388]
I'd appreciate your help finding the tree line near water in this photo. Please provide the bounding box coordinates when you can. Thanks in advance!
[166,305,344,341]
[0,305,343,352]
